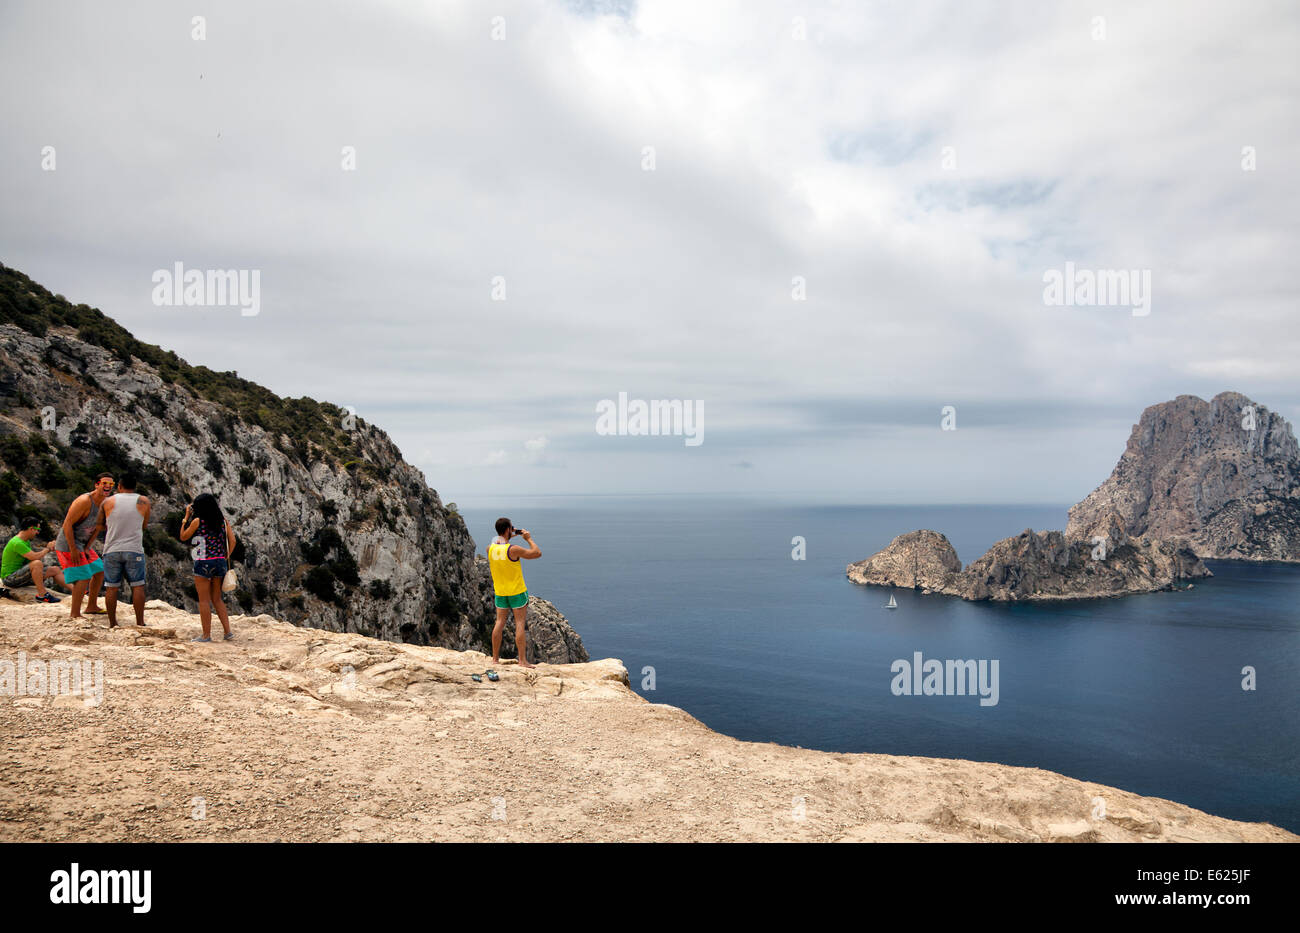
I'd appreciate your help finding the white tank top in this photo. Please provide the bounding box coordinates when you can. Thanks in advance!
[104,493,145,554]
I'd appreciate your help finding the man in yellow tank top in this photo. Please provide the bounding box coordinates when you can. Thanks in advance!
[487,517,542,668]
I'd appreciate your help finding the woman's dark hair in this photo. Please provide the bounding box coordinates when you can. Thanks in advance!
[192,493,225,529]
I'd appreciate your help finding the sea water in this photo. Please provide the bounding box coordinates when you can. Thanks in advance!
[460,496,1300,832]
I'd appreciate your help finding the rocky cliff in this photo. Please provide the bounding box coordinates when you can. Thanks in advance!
[0,264,587,663]
[1066,392,1300,562]
[849,521,1209,601]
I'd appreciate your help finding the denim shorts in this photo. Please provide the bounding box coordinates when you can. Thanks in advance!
[194,558,228,579]
[102,551,147,588]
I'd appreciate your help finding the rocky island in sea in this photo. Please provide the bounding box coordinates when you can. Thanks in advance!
[848,392,1299,601]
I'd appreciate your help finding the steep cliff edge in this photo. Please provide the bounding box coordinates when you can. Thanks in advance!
[1066,392,1300,562]
[0,264,586,662]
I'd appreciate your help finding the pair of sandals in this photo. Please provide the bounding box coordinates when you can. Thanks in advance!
[470,669,500,683]
[191,632,235,642]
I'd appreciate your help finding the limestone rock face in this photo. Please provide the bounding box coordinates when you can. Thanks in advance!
[846,530,962,592]
[0,311,588,662]
[1066,392,1300,561]
[518,595,590,664]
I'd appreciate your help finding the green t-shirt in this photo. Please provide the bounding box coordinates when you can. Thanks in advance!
[2,535,33,578]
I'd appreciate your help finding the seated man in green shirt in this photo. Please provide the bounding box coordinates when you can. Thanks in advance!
[2,515,67,602]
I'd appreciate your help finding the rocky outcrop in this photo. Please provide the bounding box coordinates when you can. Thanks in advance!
[958,525,1209,601]
[1066,392,1300,562]
[4,598,1293,842]
[847,530,962,592]
[0,265,587,661]
[848,519,1209,602]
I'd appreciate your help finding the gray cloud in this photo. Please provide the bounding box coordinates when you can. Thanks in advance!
[2,0,1296,503]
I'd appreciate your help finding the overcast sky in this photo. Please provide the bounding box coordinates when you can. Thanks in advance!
[2,0,1296,507]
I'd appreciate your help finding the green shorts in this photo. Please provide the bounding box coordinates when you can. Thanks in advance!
[494,590,528,609]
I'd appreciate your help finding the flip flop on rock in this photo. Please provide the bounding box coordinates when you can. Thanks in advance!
[485,670,500,682]
[470,674,483,683]
[223,632,234,640]
[84,607,106,614]
[191,636,211,643]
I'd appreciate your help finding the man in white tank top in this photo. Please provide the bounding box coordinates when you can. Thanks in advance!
[98,471,151,627]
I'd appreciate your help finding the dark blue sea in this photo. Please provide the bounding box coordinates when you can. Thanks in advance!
[461,497,1300,833]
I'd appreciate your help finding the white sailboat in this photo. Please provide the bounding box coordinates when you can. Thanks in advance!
[884,593,898,609]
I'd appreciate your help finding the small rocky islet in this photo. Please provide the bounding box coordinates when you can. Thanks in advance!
[848,392,1299,601]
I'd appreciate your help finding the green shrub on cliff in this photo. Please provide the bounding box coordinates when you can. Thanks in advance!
[297,524,361,596]
[304,565,338,603]
[0,435,30,471]
[0,470,23,520]
[144,526,189,561]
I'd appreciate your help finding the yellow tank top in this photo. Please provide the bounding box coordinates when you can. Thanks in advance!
[488,541,527,596]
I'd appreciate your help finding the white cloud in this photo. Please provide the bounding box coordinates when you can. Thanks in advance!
[2,0,1296,501]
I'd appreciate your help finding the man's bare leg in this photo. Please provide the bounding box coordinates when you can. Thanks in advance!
[86,572,103,612]
[105,585,119,628]
[491,607,508,664]
[45,567,69,594]
[69,579,87,619]
[132,582,146,626]
[513,605,534,668]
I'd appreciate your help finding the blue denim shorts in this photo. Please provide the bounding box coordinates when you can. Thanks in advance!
[194,558,228,579]
[102,551,147,588]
